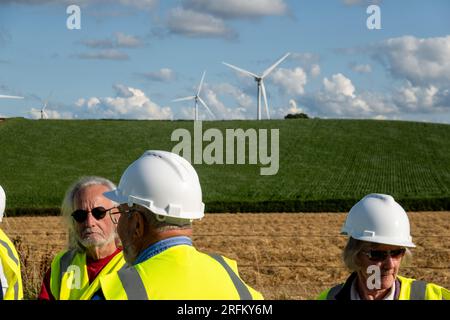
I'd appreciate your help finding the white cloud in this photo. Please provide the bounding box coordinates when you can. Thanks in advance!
[323,73,355,98]
[213,82,253,109]
[28,108,74,119]
[271,67,308,96]
[114,32,143,47]
[76,49,129,60]
[290,52,321,77]
[290,52,320,64]
[183,0,288,19]
[310,64,321,77]
[374,35,450,86]
[117,0,157,9]
[351,63,372,73]
[0,0,158,9]
[81,32,143,49]
[139,68,176,82]
[81,39,114,49]
[202,83,252,119]
[73,85,173,119]
[288,99,303,114]
[167,7,236,39]
[304,73,396,118]
[172,82,252,120]
[343,0,382,6]
[393,81,449,113]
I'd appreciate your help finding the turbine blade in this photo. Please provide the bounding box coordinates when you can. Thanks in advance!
[261,81,270,120]
[198,96,215,119]
[222,62,259,79]
[197,71,206,96]
[173,96,196,102]
[0,94,24,99]
[262,52,290,79]
[43,111,49,119]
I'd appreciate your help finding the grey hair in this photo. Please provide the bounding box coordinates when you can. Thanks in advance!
[342,237,412,272]
[61,176,118,252]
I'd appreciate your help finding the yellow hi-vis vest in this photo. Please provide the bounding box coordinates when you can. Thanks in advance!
[96,245,264,300]
[317,275,450,300]
[49,248,126,300]
[0,228,23,300]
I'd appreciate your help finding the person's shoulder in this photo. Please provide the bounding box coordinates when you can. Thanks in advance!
[0,227,14,245]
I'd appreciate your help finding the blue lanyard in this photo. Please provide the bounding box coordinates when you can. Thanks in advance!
[133,236,193,265]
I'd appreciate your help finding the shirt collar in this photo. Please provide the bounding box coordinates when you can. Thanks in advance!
[133,236,193,265]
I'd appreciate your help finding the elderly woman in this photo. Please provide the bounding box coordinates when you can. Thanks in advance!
[318,193,450,300]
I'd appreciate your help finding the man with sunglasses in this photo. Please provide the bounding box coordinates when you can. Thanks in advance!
[88,150,263,300]
[318,193,450,300]
[38,176,126,300]
[0,185,23,300]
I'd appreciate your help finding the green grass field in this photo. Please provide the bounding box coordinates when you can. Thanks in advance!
[0,117,449,214]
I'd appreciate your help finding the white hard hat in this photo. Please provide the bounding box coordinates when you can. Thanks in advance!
[341,193,415,248]
[104,150,205,220]
[0,185,5,222]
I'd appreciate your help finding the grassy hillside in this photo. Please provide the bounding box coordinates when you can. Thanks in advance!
[0,117,449,214]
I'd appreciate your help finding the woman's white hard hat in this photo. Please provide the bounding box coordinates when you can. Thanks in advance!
[341,193,415,248]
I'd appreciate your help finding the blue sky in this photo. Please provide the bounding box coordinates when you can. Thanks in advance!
[0,0,449,122]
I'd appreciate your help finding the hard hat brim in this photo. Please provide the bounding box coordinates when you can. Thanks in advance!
[103,189,128,204]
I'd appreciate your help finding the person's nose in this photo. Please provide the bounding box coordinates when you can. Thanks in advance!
[84,212,97,227]
[382,255,396,269]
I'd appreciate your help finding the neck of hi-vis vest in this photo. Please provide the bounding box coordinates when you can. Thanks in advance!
[97,244,264,300]
[0,229,23,300]
[319,273,450,300]
[49,249,126,300]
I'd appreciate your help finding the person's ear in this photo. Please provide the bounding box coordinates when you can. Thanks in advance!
[132,211,145,239]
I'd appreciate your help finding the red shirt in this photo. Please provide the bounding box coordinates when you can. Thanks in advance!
[38,248,122,300]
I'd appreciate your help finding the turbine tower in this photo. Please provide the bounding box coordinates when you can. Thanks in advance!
[173,71,215,121]
[223,52,290,120]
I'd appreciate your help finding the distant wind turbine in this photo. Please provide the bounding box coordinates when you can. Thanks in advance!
[31,92,52,119]
[223,52,290,120]
[173,71,215,121]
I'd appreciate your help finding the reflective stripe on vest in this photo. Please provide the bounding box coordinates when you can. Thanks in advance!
[326,284,343,300]
[208,253,252,300]
[116,253,253,300]
[117,267,148,300]
[0,238,19,300]
[59,249,77,284]
[410,280,427,300]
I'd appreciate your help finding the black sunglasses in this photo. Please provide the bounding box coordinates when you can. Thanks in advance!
[362,248,406,262]
[71,206,115,223]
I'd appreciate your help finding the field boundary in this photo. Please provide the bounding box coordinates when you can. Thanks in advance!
[5,197,450,216]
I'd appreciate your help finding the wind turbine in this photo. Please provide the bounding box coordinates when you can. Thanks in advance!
[33,92,52,119]
[173,71,215,121]
[223,52,290,120]
[0,94,24,99]
[40,100,49,119]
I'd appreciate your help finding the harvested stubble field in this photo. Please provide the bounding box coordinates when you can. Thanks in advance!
[2,212,450,300]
